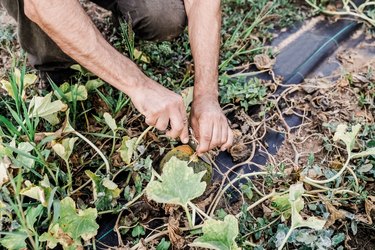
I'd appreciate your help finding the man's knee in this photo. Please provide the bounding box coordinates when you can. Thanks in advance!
[117,0,187,41]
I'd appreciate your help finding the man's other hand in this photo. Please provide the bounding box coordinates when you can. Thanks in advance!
[129,79,189,144]
[190,97,233,155]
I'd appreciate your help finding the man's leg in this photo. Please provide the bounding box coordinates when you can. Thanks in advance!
[0,0,187,72]
[1,0,74,71]
[114,0,187,41]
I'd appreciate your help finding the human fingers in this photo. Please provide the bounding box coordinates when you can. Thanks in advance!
[220,122,229,150]
[166,111,185,140]
[154,114,169,132]
[221,126,234,151]
[145,115,157,127]
[208,122,222,151]
[196,120,213,155]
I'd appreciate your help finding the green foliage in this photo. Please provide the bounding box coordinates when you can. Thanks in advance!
[85,170,121,211]
[40,197,99,249]
[0,231,28,250]
[156,238,171,250]
[219,76,267,110]
[277,183,326,250]
[146,156,206,207]
[190,215,240,250]
[118,136,137,165]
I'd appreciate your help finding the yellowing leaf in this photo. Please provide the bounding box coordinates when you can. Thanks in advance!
[190,215,240,250]
[59,197,99,241]
[0,68,37,99]
[20,176,52,207]
[29,93,68,125]
[146,157,206,207]
[133,48,150,63]
[181,86,194,109]
[52,137,78,162]
[0,79,13,98]
[20,183,47,206]
[103,112,117,131]
[16,142,35,169]
[40,197,99,249]
[333,124,361,151]
[118,136,137,165]
[0,157,10,187]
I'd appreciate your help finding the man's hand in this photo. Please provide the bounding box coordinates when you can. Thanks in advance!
[190,97,233,155]
[129,79,189,143]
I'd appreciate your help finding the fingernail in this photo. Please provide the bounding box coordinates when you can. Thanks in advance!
[182,138,188,144]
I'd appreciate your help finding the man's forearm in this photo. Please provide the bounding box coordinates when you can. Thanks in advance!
[184,0,221,100]
[24,0,146,96]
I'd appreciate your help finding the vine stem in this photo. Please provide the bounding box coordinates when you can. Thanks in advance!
[278,225,294,250]
[73,131,111,175]
[184,205,194,229]
[188,202,211,220]
[236,189,277,218]
[208,171,268,216]
[65,159,72,194]
[305,0,375,26]
[135,126,153,148]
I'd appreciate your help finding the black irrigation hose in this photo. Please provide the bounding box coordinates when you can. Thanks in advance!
[213,18,363,187]
[277,21,359,89]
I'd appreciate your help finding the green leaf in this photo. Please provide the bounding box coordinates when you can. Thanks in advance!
[28,93,68,125]
[351,147,375,159]
[156,238,171,250]
[59,197,98,241]
[85,79,104,91]
[131,224,145,237]
[190,215,240,250]
[146,156,206,207]
[118,136,137,164]
[0,231,28,250]
[64,85,88,102]
[52,137,78,162]
[332,233,345,246]
[85,171,121,210]
[25,204,44,232]
[40,197,99,249]
[289,183,326,230]
[16,142,35,169]
[333,124,361,151]
[103,112,117,131]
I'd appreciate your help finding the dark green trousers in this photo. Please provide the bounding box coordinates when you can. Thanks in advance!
[0,0,187,71]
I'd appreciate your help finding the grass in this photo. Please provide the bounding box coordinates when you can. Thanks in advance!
[0,0,374,249]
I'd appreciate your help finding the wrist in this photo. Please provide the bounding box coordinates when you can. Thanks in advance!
[193,85,219,102]
[119,67,149,98]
